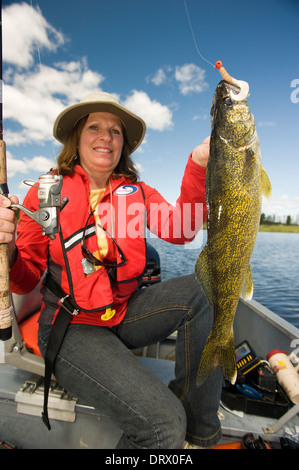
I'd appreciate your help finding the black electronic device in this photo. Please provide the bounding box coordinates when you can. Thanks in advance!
[235,340,261,375]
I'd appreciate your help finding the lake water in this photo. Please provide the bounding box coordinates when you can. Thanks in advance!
[147,230,299,329]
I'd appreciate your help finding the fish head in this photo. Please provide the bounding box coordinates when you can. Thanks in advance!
[210,80,256,148]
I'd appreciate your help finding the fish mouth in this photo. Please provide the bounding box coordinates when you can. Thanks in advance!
[225,82,240,95]
[219,80,250,101]
[224,80,250,101]
[210,81,253,123]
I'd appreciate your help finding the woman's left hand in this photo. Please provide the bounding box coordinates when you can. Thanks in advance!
[191,136,210,168]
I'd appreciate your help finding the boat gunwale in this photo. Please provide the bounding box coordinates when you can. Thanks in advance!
[239,298,299,341]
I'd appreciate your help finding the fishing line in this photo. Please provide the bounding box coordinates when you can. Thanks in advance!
[182,0,249,100]
[30,0,42,64]
[183,0,214,68]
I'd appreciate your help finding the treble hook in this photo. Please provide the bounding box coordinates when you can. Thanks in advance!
[214,61,250,101]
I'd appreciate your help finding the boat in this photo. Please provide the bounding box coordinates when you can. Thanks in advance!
[1,244,299,449]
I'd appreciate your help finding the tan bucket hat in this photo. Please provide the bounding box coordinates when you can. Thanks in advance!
[53,92,146,153]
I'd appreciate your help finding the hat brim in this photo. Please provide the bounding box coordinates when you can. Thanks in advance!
[53,100,146,153]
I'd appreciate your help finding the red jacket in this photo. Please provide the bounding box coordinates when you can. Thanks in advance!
[10,155,207,327]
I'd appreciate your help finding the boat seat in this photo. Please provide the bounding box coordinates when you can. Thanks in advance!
[18,311,41,357]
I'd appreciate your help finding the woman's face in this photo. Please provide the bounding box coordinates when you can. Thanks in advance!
[78,112,124,180]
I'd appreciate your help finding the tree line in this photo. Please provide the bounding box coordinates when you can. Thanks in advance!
[260,213,299,226]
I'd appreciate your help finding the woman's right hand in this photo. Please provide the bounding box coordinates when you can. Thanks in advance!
[0,195,19,266]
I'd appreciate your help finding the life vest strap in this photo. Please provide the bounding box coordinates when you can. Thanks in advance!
[41,273,77,430]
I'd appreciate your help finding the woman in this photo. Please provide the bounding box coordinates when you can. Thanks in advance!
[0,92,222,449]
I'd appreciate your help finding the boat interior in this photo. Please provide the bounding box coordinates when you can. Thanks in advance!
[1,277,299,449]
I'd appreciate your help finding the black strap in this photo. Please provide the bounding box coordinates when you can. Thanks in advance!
[41,274,78,430]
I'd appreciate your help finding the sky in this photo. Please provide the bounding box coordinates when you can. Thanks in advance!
[1,0,299,221]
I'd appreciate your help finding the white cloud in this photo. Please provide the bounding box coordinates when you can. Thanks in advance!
[149,64,209,96]
[146,67,168,87]
[6,150,55,178]
[175,64,208,95]
[3,3,105,146]
[25,155,56,172]
[3,60,105,145]
[261,193,299,218]
[3,3,64,69]
[151,68,168,86]
[6,150,28,177]
[122,91,173,131]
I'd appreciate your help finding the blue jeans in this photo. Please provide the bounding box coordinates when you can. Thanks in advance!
[38,274,222,449]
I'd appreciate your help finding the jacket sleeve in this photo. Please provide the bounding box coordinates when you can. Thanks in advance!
[9,187,49,294]
[142,154,207,244]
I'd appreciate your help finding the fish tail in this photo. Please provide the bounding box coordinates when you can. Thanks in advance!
[196,333,237,386]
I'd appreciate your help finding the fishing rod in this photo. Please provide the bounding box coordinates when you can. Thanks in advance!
[0,2,68,341]
[0,0,13,341]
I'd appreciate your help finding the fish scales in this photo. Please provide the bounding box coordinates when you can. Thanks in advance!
[195,80,271,385]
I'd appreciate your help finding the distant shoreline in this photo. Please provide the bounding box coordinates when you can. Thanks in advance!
[202,223,299,233]
[259,224,299,233]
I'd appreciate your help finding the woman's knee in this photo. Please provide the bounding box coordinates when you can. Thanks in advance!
[160,401,187,448]
[117,397,187,449]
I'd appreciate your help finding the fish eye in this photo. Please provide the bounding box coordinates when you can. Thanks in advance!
[224,97,233,106]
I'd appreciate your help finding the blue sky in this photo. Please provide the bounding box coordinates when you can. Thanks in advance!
[2,0,299,220]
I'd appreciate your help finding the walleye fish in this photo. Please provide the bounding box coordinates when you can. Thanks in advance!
[196,80,272,385]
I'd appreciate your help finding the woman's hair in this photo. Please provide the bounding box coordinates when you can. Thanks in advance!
[55,115,139,182]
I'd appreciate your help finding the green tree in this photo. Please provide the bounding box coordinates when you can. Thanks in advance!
[260,213,266,224]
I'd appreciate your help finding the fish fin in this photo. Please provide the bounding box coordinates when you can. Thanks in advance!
[196,331,237,386]
[240,264,253,300]
[261,166,272,198]
[195,246,213,305]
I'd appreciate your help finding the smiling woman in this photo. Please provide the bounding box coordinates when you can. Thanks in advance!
[78,112,124,189]
[55,92,145,183]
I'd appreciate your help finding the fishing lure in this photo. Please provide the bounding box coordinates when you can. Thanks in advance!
[183,0,249,101]
[215,61,250,101]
